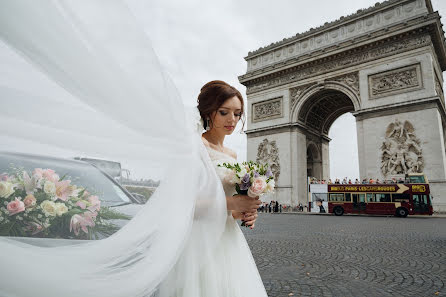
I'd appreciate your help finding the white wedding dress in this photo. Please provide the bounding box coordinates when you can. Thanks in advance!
[157,146,268,297]
[0,1,268,297]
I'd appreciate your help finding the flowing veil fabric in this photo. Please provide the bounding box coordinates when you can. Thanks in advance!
[0,1,228,296]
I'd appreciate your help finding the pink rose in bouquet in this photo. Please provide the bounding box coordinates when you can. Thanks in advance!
[7,198,25,216]
[248,177,267,198]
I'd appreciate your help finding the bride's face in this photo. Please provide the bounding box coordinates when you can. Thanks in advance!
[210,96,242,135]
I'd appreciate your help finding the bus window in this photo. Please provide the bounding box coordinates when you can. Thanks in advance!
[345,193,351,202]
[392,193,410,202]
[408,175,425,183]
[375,193,391,202]
[367,193,374,202]
[359,194,366,203]
[329,193,344,202]
[413,194,428,205]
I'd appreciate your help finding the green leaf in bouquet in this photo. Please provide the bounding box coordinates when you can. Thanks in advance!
[34,191,48,203]
[98,207,132,221]
[235,183,241,195]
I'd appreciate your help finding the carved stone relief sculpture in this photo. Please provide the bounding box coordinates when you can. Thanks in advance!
[369,64,423,99]
[252,97,283,123]
[256,139,281,181]
[381,120,424,176]
[331,72,359,96]
[289,83,314,111]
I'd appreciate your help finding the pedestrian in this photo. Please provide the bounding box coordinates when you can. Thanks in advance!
[274,201,279,213]
[279,204,282,213]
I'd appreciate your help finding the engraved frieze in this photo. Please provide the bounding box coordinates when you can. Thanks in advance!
[246,0,427,71]
[369,64,422,99]
[381,120,424,176]
[245,34,430,94]
[252,97,283,123]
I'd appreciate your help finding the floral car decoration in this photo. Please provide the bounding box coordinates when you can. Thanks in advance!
[0,167,130,239]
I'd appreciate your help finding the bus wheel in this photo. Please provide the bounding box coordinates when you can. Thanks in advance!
[333,207,344,216]
[395,207,408,218]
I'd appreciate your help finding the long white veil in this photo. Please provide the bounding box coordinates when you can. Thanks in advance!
[0,1,227,296]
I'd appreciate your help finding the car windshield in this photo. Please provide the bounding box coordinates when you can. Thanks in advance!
[0,153,131,207]
[78,158,121,179]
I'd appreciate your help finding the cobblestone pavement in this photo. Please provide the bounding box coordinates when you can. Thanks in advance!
[241,214,446,297]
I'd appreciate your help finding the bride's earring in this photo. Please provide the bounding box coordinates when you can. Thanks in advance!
[206,118,211,131]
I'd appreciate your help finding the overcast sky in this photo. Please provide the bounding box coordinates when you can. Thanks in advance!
[1,0,445,180]
[126,0,446,180]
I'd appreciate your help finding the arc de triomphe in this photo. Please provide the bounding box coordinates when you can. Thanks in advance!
[239,0,446,212]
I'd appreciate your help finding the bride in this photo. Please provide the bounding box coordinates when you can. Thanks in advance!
[0,1,268,297]
[158,80,267,296]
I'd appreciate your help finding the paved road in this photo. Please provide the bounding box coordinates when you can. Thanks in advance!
[241,213,446,297]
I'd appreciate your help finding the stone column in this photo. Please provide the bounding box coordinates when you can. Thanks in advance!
[293,129,308,207]
[321,139,330,181]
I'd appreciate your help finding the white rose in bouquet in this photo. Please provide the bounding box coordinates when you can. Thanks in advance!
[0,181,15,198]
[40,200,57,217]
[266,179,275,192]
[55,203,69,216]
[43,181,56,196]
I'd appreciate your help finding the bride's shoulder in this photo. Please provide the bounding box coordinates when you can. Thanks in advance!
[224,147,237,160]
[201,136,237,160]
[201,136,210,148]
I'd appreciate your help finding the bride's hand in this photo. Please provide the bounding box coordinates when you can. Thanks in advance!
[228,195,261,213]
[242,211,258,229]
[231,211,244,220]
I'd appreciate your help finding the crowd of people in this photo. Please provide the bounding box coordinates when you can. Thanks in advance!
[258,201,306,213]
[309,177,406,185]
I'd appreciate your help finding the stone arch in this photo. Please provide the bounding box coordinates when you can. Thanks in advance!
[241,1,446,211]
[306,141,322,179]
[291,82,360,135]
[306,141,320,161]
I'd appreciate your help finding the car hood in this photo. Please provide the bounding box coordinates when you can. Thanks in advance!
[5,203,145,247]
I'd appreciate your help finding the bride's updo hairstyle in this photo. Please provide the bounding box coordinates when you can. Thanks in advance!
[197,80,245,132]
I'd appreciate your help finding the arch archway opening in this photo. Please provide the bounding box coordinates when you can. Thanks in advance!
[298,89,355,135]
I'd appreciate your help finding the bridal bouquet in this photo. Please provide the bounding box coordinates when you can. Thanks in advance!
[218,161,275,226]
[0,168,130,239]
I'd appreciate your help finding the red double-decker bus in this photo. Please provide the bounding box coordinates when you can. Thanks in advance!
[309,174,433,217]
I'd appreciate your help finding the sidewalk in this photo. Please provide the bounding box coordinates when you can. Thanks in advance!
[265,211,446,218]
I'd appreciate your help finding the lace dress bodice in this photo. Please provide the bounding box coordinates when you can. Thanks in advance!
[205,146,237,198]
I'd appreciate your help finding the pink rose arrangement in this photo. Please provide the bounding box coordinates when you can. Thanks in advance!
[0,168,129,239]
[218,161,275,227]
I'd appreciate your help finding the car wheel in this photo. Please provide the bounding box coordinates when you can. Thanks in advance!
[334,206,344,216]
[395,207,408,218]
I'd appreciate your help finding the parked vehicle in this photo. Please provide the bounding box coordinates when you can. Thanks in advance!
[309,173,433,217]
[0,152,145,246]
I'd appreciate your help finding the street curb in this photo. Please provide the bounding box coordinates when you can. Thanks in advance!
[262,212,446,218]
